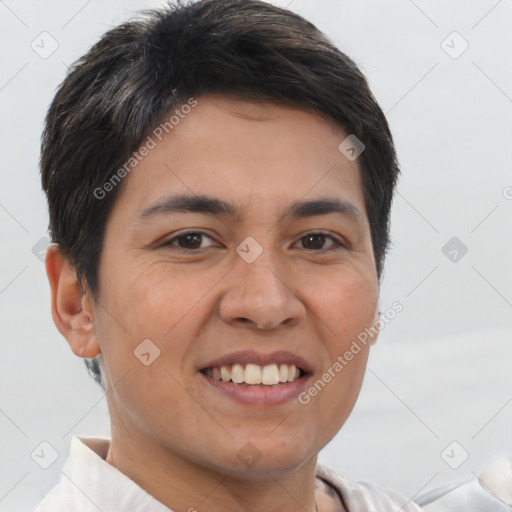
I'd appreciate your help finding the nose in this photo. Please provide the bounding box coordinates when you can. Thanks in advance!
[218,251,306,330]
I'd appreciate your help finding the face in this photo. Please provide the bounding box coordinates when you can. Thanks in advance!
[91,95,379,476]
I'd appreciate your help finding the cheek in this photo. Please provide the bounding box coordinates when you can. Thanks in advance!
[322,356,369,442]
[101,259,208,337]
[302,328,371,444]
[96,261,221,398]
[298,269,377,433]
[303,267,378,340]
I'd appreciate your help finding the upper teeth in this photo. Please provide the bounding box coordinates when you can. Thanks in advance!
[205,364,301,385]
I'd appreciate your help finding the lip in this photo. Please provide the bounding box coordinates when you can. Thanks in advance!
[200,371,312,406]
[198,350,313,373]
[197,350,313,407]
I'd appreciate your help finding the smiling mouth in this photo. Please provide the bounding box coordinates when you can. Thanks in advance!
[201,363,306,386]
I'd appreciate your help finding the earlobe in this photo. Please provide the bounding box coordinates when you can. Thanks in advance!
[45,244,101,359]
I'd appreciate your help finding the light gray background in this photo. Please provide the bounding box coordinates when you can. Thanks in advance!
[1,1,511,511]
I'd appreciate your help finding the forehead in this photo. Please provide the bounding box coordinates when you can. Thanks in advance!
[110,95,367,224]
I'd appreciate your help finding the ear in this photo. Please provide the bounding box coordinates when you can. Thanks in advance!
[45,244,101,358]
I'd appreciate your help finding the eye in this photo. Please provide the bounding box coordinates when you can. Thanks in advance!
[160,230,346,252]
[161,231,217,250]
[295,232,346,251]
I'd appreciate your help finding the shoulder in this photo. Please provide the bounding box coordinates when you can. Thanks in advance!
[316,462,422,511]
[416,454,512,511]
[316,453,512,512]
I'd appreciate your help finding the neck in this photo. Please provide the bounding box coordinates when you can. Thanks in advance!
[105,427,320,512]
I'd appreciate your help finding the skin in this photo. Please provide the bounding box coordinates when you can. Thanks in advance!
[46,95,380,512]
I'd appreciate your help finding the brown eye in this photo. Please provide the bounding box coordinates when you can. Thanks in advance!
[297,232,344,251]
[177,233,203,249]
[162,231,216,250]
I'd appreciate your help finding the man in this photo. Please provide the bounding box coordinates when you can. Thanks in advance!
[36,1,509,511]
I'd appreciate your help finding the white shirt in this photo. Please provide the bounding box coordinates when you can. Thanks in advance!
[35,437,423,511]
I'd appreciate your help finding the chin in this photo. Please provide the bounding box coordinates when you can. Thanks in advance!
[215,433,316,479]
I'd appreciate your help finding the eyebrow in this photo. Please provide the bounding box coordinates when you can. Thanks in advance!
[137,194,365,228]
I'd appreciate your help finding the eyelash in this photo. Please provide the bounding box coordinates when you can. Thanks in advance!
[160,230,347,252]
